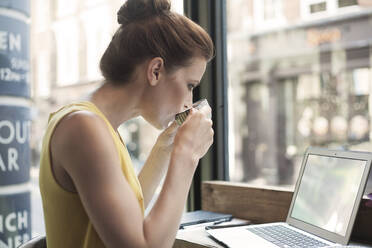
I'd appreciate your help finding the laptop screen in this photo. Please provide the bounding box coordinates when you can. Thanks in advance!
[290,154,366,236]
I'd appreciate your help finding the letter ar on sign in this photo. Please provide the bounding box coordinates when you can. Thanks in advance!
[0,147,19,172]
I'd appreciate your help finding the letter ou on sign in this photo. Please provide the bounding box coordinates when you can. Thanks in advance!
[0,105,30,186]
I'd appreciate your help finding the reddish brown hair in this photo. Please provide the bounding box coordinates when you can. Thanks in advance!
[100,0,214,84]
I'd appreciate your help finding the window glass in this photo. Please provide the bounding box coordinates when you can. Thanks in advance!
[56,0,77,18]
[80,5,112,81]
[54,18,79,86]
[226,0,372,193]
[35,51,50,97]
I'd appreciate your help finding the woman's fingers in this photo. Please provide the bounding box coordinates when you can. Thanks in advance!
[199,104,212,119]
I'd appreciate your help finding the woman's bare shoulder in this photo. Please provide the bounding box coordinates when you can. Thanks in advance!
[55,110,106,133]
[50,110,119,173]
[52,110,109,147]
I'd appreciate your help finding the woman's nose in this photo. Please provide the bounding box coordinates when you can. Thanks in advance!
[184,98,192,110]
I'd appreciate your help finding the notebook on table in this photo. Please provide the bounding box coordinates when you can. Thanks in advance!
[207,147,372,248]
[180,210,233,229]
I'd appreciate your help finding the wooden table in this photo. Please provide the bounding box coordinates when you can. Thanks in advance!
[173,181,372,248]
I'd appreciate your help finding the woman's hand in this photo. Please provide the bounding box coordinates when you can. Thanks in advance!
[155,121,179,153]
[173,105,214,164]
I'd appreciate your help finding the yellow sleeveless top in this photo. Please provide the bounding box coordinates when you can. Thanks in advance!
[39,101,144,248]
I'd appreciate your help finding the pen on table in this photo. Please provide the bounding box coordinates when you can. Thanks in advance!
[180,219,232,230]
[205,221,252,230]
[212,218,232,225]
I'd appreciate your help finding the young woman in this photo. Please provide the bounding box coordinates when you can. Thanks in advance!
[39,0,214,247]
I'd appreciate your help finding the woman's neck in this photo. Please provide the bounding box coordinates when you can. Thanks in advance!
[88,81,143,129]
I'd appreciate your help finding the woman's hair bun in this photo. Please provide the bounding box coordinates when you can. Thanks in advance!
[117,0,171,25]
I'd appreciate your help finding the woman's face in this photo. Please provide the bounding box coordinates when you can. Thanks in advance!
[143,57,207,129]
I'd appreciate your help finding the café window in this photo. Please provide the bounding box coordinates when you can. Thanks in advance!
[226,0,372,193]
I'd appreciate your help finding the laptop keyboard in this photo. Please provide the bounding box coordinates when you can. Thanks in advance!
[248,225,329,248]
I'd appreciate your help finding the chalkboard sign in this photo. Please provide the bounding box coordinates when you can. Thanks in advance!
[0,13,30,98]
[0,105,30,185]
[0,191,31,248]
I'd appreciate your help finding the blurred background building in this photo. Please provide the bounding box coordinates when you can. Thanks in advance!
[227,0,372,193]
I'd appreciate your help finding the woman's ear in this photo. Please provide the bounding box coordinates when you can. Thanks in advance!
[147,57,164,86]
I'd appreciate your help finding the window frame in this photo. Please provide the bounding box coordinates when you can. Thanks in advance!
[184,0,229,210]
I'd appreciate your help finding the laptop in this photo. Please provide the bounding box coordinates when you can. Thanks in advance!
[207,147,372,248]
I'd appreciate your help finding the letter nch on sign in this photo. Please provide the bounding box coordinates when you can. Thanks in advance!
[0,211,28,233]
[0,211,30,248]
[0,234,30,248]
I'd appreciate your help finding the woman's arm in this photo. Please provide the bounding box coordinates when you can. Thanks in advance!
[138,122,178,208]
[51,108,213,248]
